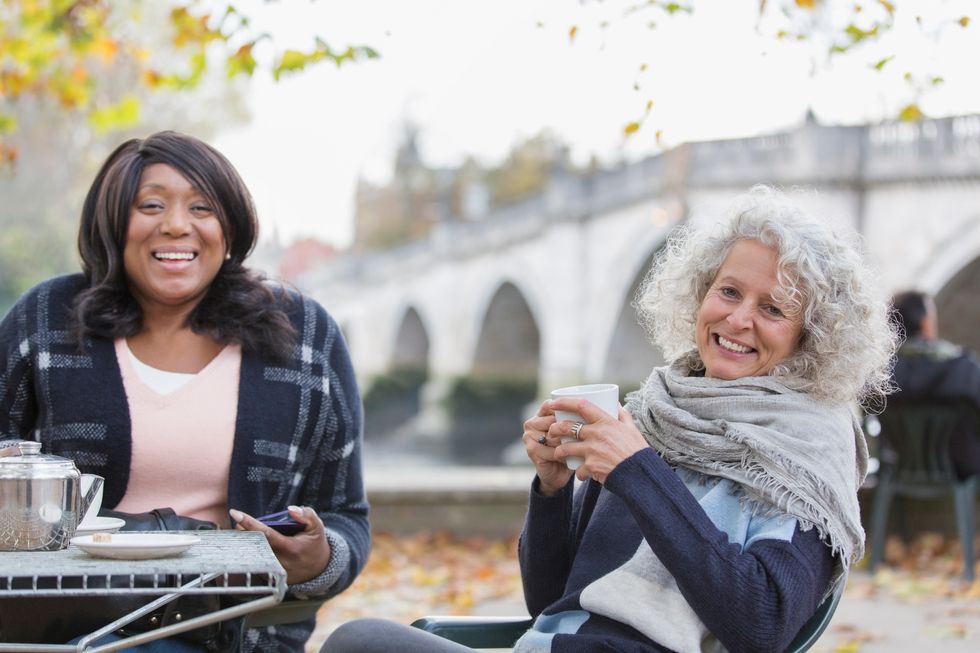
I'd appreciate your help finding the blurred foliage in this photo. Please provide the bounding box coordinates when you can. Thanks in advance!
[363,366,429,440]
[561,0,973,140]
[0,0,378,163]
[445,375,538,465]
[487,131,572,207]
[0,1,258,314]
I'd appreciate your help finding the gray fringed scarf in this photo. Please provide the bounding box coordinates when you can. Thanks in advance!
[625,363,868,575]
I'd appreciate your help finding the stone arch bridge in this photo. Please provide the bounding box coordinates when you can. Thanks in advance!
[302,115,980,462]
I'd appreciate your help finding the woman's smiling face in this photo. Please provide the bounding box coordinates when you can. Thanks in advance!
[695,239,803,380]
[123,163,226,315]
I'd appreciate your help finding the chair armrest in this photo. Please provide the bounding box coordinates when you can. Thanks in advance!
[411,615,534,648]
[242,598,325,628]
[784,581,845,653]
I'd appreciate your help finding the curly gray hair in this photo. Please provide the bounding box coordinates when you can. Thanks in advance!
[635,185,897,406]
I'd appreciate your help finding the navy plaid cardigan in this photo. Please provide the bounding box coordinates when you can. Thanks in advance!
[0,274,370,652]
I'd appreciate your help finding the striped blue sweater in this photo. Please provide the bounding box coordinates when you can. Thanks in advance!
[517,448,835,652]
[0,274,370,652]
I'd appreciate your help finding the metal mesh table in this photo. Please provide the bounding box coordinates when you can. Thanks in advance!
[0,530,287,652]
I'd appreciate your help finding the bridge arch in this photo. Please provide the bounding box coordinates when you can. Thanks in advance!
[389,305,431,371]
[471,280,542,378]
[918,213,980,295]
[442,280,541,464]
[361,305,432,442]
[589,206,677,387]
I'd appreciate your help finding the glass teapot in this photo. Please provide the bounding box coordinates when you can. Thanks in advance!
[0,440,103,551]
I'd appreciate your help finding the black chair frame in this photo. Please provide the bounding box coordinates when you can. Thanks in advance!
[869,397,979,581]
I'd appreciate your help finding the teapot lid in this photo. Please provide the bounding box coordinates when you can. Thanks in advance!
[0,440,77,468]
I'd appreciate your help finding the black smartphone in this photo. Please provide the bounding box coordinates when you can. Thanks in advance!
[257,511,304,535]
[265,520,304,535]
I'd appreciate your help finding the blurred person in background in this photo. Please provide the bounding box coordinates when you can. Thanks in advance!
[889,290,980,478]
[322,186,897,653]
[0,131,369,652]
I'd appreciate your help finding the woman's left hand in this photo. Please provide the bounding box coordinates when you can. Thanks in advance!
[549,399,648,484]
[229,505,332,584]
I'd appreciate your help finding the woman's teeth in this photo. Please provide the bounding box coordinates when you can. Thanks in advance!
[717,335,752,353]
[154,252,195,261]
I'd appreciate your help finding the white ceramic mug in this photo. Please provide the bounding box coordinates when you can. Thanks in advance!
[550,383,619,470]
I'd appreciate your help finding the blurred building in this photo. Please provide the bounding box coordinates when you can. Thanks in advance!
[351,124,574,251]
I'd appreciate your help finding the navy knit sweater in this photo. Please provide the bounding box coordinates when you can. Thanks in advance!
[517,448,835,653]
[0,274,370,652]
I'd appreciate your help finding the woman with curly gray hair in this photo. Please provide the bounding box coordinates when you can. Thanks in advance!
[323,186,896,653]
[511,185,896,653]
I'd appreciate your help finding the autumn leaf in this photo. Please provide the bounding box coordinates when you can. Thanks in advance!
[227,42,257,78]
[663,3,692,15]
[795,0,817,9]
[925,622,968,638]
[878,0,896,14]
[844,23,879,43]
[140,68,162,88]
[959,16,970,28]
[624,121,641,135]
[274,49,315,80]
[273,41,378,80]
[170,6,224,49]
[0,115,17,134]
[569,25,578,41]
[872,56,894,71]
[90,37,118,64]
[88,94,140,133]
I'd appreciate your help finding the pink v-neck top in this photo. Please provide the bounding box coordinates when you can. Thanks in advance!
[113,338,241,527]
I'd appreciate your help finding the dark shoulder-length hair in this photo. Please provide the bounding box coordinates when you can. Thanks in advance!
[73,130,296,360]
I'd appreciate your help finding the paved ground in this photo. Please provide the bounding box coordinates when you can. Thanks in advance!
[814,570,980,652]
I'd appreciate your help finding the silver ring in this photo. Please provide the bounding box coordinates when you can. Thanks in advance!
[537,435,547,445]
[570,421,585,438]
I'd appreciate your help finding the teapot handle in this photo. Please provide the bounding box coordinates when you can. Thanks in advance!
[80,475,104,519]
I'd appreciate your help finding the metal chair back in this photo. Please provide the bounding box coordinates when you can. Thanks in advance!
[869,398,979,580]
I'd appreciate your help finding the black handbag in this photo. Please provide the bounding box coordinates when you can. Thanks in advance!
[101,507,220,533]
[0,508,243,652]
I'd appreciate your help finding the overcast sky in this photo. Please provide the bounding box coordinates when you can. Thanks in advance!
[209,0,980,248]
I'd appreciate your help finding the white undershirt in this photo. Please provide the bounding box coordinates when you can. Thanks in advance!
[126,346,195,395]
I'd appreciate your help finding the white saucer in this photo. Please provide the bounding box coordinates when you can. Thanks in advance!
[75,516,126,536]
[71,533,201,560]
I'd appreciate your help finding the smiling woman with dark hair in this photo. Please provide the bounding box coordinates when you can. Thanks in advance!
[0,131,369,652]
[74,131,296,360]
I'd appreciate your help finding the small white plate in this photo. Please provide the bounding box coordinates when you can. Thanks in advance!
[75,516,126,536]
[71,533,201,560]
